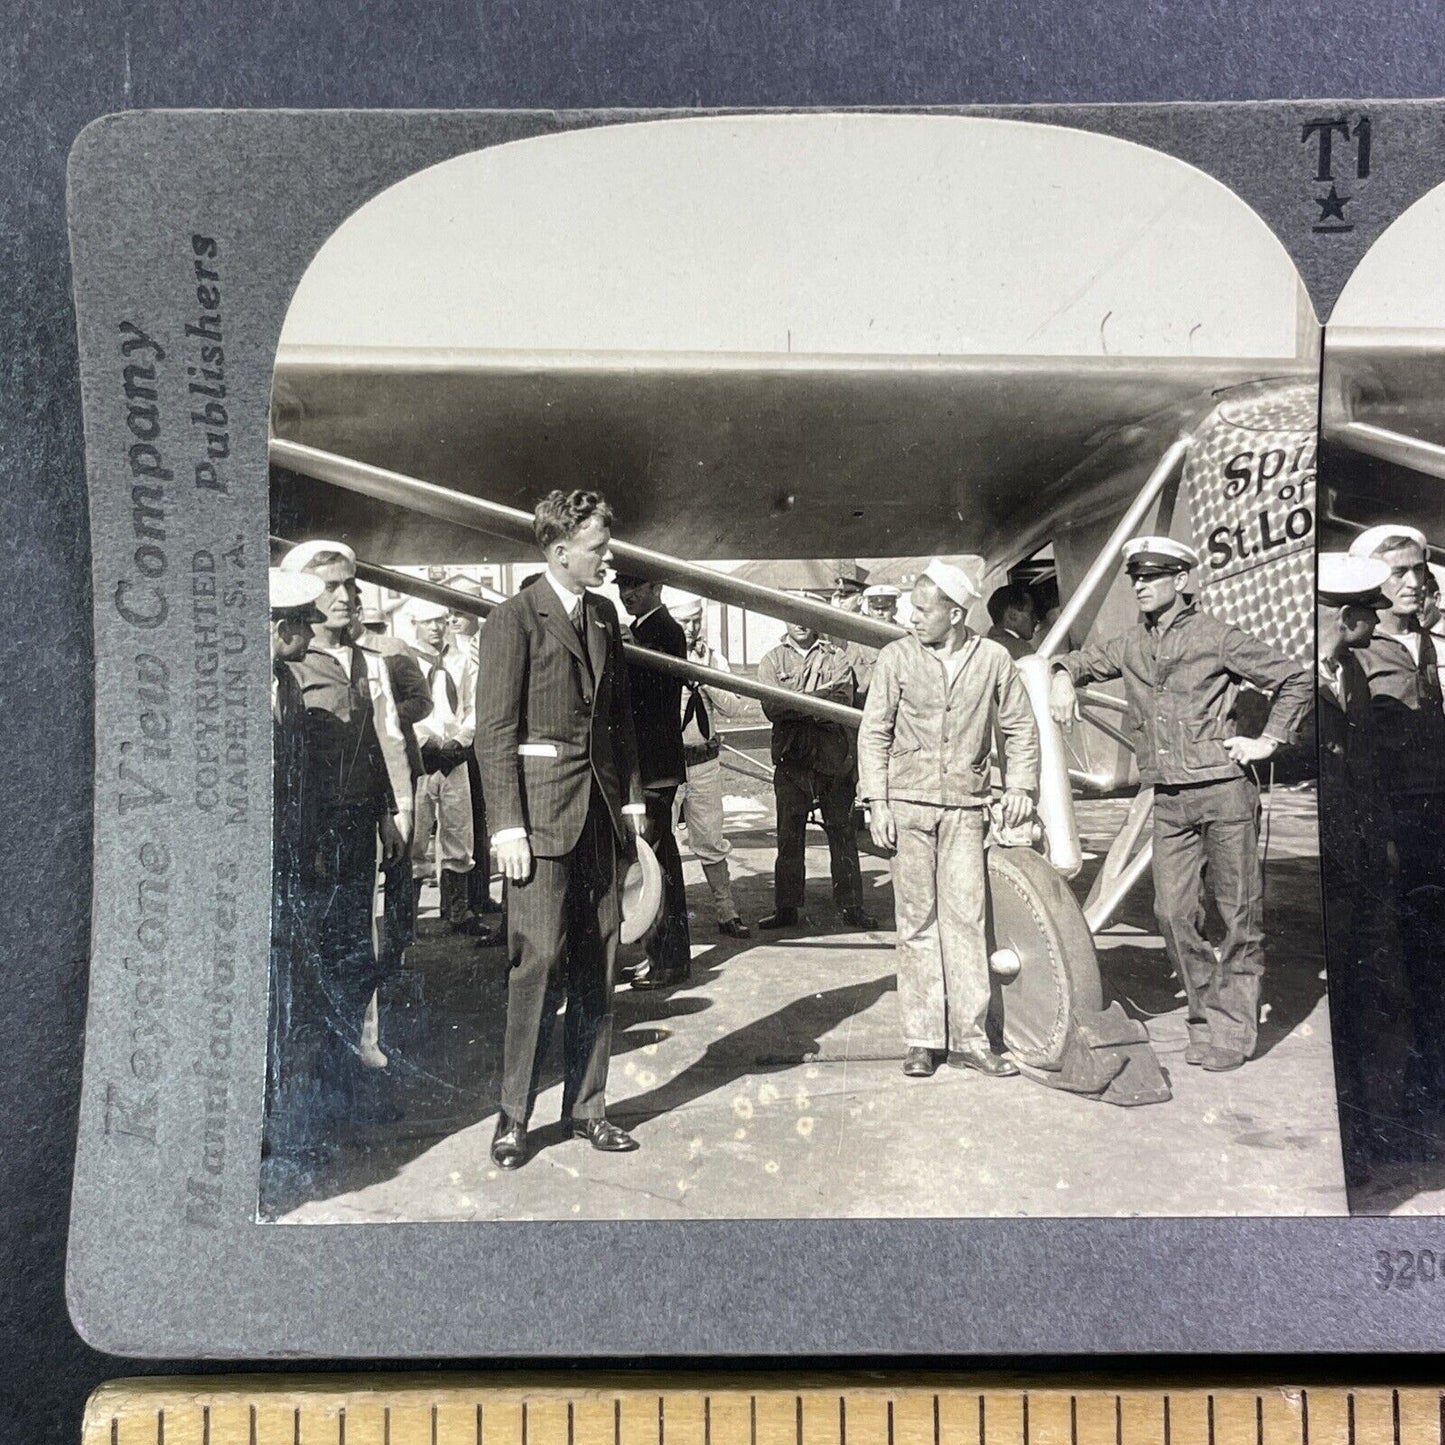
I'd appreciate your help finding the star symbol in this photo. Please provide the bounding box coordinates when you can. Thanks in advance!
[1317,184,1351,222]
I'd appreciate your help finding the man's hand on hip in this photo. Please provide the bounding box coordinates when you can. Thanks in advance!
[868,800,896,852]
[496,835,534,882]
[1224,735,1280,766]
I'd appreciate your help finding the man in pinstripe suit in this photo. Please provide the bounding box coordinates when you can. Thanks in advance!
[476,490,649,1169]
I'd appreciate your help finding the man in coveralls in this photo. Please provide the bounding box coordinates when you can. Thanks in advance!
[858,559,1039,1078]
[1048,536,1312,1072]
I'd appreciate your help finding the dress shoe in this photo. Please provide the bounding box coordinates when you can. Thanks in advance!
[632,968,689,991]
[571,1116,640,1152]
[757,908,801,930]
[1202,1046,1247,1072]
[839,905,880,930]
[718,917,751,939]
[490,1112,529,1169]
[946,1045,1019,1077]
[1184,1038,1210,1066]
[903,1047,939,1078]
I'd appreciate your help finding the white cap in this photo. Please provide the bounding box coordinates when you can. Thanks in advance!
[409,599,451,623]
[1122,536,1201,573]
[666,590,704,621]
[269,568,325,615]
[279,539,357,581]
[1317,553,1390,607]
[863,584,900,600]
[922,558,980,608]
[1349,524,1428,559]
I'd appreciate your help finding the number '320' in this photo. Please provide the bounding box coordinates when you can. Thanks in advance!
[1376,1250,1442,1290]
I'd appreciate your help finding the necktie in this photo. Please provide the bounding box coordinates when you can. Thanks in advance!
[573,595,588,642]
[1419,630,1442,707]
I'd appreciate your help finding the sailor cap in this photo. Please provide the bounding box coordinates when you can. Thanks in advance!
[1123,536,1200,574]
[409,598,451,623]
[666,590,704,621]
[1317,553,1391,609]
[278,539,357,582]
[1348,524,1429,559]
[863,584,901,600]
[269,568,325,616]
[922,558,980,608]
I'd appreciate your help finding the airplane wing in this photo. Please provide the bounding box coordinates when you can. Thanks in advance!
[270,347,1311,567]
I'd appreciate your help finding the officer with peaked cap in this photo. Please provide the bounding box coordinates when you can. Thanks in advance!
[1350,525,1445,1119]
[1316,553,1410,1180]
[862,584,901,624]
[1048,534,1312,1072]
[279,541,414,1088]
[859,557,1039,1077]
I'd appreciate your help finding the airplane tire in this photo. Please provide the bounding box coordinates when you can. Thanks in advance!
[987,845,1104,1069]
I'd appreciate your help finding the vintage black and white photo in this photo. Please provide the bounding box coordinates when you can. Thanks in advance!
[261,114,1341,1222]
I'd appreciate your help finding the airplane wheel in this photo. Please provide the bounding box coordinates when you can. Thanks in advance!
[987,845,1103,1069]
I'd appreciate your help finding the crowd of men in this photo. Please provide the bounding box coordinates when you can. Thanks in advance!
[1317,527,1445,1183]
[269,486,1313,1175]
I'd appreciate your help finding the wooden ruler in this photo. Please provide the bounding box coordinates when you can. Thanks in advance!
[85,1377,1445,1445]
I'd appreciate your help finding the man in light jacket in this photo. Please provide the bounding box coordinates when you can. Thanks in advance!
[858,559,1039,1079]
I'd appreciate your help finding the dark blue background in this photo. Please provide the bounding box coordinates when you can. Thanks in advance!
[8,3,1445,1439]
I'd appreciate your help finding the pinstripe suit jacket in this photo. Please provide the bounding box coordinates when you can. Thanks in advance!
[475,578,644,856]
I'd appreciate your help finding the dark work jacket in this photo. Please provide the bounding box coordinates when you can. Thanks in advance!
[627,607,688,790]
[475,580,645,855]
[1057,601,1312,788]
[1357,626,1445,797]
[757,639,858,775]
[287,643,390,817]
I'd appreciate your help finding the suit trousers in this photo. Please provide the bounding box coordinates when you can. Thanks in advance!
[773,762,863,912]
[891,800,991,1050]
[644,785,693,978]
[501,788,621,1123]
[412,765,475,877]
[1152,776,1263,1057]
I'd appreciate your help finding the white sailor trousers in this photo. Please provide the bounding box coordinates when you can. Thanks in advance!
[891,799,990,1050]
[678,756,732,864]
[411,765,475,877]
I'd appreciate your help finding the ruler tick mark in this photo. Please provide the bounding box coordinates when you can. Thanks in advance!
[478,1401,485,1445]
[705,1398,712,1445]
[616,1399,622,1445]
[796,1396,804,1445]
[932,1395,940,1445]
[204,1404,212,1445]
[251,1403,258,1445]
[1208,1395,1215,1445]
[1348,1394,1357,1445]
[111,1417,118,1445]
[750,1397,757,1445]
[1257,1396,1264,1445]
[435,1403,441,1445]
[385,1405,392,1445]
[296,1405,303,1445]
[888,1399,894,1445]
[159,1406,166,1445]
[339,1405,347,1445]
[840,1395,848,1445]
[1070,1395,1078,1445]
[1394,1391,1402,1445]
[977,1395,985,1445]
[1023,1393,1030,1445]
[568,1401,575,1445]
[1114,1395,1122,1445]
[1302,1390,1310,1445]
[1164,1395,1171,1445]
[523,1400,529,1445]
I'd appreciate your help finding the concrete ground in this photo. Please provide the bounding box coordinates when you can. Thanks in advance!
[266,778,1347,1223]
